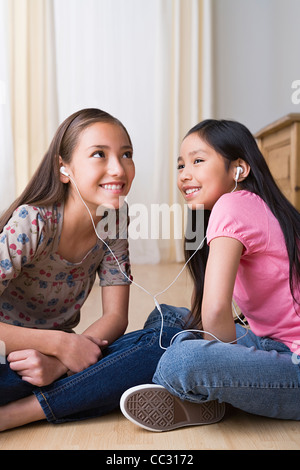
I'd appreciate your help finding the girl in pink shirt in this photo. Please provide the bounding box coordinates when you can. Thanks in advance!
[121,119,300,432]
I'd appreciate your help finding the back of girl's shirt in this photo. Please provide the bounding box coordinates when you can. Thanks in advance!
[207,190,300,351]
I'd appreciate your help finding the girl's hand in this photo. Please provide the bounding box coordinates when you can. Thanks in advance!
[8,333,108,386]
[55,332,108,373]
[8,349,68,386]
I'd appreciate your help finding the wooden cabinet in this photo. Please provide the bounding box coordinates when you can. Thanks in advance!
[255,114,300,210]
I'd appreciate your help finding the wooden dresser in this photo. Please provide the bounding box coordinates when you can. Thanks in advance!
[255,114,300,210]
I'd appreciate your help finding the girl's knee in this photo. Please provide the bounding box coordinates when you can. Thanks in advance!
[143,304,190,330]
[154,339,218,389]
[153,340,196,389]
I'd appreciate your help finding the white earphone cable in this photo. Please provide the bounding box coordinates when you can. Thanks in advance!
[67,171,248,349]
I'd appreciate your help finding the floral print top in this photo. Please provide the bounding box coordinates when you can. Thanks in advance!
[0,203,132,332]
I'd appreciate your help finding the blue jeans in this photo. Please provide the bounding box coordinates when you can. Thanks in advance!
[0,305,185,423]
[153,306,300,420]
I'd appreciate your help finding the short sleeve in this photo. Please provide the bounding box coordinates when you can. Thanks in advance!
[0,205,46,294]
[206,191,268,255]
[99,238,132,286]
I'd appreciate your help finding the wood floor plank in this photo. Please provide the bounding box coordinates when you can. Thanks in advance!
[1,264,299,450]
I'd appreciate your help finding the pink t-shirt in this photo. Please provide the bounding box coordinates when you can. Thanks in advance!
[206,190,300,351]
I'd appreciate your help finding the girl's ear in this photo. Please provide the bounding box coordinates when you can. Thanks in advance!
[234,159,250,182]
[58,156,70,183]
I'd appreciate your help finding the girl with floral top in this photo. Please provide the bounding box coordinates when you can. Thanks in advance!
[0,108,184,431]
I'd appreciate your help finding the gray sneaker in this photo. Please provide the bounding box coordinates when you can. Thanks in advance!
[120,384,226,432]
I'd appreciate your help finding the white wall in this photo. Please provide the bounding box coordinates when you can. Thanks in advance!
[53,0,201,264]
[212,0,300,134]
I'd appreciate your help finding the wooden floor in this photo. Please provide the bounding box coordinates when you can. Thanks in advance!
[1,263,300,450]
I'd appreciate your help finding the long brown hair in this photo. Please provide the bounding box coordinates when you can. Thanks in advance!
[0,108,132,232]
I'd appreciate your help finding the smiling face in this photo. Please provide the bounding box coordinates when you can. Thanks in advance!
[177,132,236,210]
[63,122,135,212]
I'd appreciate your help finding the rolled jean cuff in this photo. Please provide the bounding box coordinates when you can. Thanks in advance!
[34,390,57,422]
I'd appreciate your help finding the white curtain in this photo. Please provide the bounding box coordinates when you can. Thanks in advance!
[2,0,212,264]
[0,0,15,212]
[202,0,213,120]
[53,0,208,263]
[8,0,58,197]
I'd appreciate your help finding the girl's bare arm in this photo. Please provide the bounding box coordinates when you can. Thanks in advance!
[0,321,103,373]
[201,237,243,343]
[82,284,129,344]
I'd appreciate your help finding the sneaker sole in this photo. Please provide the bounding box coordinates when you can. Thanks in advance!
[120,384,226,432]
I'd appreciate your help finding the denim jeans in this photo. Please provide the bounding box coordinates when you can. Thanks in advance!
[0,304,185,423]
[153,306,300,421]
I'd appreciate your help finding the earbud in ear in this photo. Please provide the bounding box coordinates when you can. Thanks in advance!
[60,166,69,177]
[235,166,243,182]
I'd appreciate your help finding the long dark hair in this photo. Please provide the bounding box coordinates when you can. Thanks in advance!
[0,108,132,232]
[184,119,300,328]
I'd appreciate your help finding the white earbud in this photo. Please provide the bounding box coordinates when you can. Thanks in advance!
[60,166,69,177]
[235,166,243,182]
